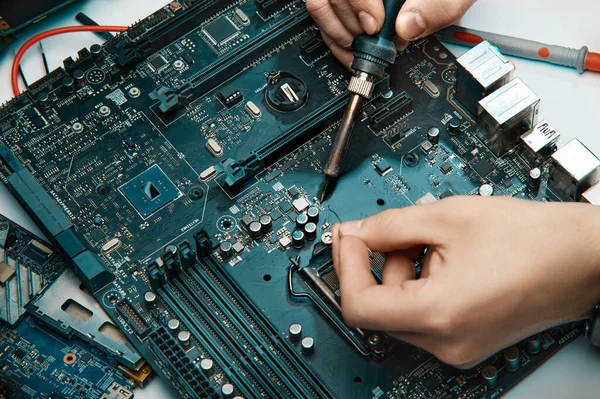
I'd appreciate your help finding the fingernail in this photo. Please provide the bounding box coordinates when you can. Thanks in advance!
[339,220,362,236]
[397,11,426,40]
[358,11,377,35]
[394,37,408,52]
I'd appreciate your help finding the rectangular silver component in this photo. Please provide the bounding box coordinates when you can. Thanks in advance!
[455,41,515,116]
[476,78,540,156]
[550,139,600,200]
[581,182,600,205]
[520,120,560,158]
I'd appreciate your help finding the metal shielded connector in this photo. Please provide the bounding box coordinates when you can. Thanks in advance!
[455,41,515,117]
[550,139,600,201]
[520,120,560,159]
[477,78,540,156]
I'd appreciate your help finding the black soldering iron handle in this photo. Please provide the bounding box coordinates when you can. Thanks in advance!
[380,0,406,40]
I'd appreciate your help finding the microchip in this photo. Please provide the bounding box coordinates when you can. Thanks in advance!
[271,210,283,221]
[203,16,239,46]
[279,202,292,213]
[440,162,452,174]
[420,141,434,153]
[472,159,494,178]
[14,349,26,359]
[148,55,168,71]
[24,107,38,119]
[31,115,46,129]
[217,89,243,108]
[439,190,454,199]
[292,197,310,213]
[288,187,299,197]
[181,53,194,65]
[90,228,106,242]
[503,178,513,188]
[232,242,245,254]
[279,236,292,248]
[374,159,393,176]
[119,165,181,218]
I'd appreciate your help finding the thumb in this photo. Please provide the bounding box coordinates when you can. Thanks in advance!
[396,0,475,41]
[338,204,446,252]
[348,0,385,35]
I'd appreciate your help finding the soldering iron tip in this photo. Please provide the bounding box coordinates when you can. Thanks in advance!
[319,176,335,203]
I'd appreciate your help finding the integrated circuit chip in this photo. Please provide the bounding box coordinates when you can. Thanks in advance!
[472,158,494,178]
[203,16,239,46]
[119,165,181,218]
[374,159,393,176]
[148,55,168,71]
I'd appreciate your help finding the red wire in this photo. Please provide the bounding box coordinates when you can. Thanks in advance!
[11,25,128,96]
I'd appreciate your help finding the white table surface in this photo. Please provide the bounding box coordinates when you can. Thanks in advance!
[0,0,599,398]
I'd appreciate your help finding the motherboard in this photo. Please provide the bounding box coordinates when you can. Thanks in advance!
[0,0,598,398]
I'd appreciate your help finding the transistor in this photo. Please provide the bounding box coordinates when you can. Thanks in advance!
[374,159,393,176]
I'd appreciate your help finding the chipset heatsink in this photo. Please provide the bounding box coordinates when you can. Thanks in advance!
[202,16,240,46]
[119,165,181,219]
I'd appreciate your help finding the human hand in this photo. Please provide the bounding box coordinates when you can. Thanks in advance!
[306,0,477,68]
[331,196,600,368]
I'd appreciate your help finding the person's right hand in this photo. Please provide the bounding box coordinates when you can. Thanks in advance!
[331,196,600,368]
[306,0,476,68]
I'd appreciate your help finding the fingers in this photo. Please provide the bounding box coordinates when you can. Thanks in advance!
[396,0,476,41]
[381,251,416,286]
[347,0,385,35]
[338,204,446,253]
[320,31,354,69]
[329,0,363,36]
[335,233,428,331]
[306,0,356,49]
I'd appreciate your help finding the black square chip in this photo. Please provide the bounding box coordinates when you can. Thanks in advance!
[472,159,494,178]
[148,55,168,71]
[203,16,239,46]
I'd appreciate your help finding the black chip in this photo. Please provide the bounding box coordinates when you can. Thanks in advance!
[503,178,513,188]
[375,159,393,176]
[271,210,283,221]
[472,159,494,178]
[123,137,135,150]
[25,107,38,119]
[181,53,194,65]
[439,190,454,199]
[90,228,105,242]
[204,16,239,46]
[288,187,299,197]
[148,55,168,71]
[81,354,92,362]
[440,162,452,174]
[14,349,26,359]
[31,115,46,129]
[279,202,292,213]
[217,89,243,108]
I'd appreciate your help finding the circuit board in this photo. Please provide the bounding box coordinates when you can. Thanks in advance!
[0,0,593,398]
[0,215,138,398]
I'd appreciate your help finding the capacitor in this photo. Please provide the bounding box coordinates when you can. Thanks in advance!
[259,214,272,232]
[295,213,308,230]
[503,346,520,372]
[306,206,319,223]
[72,69,85,87]
[221,383,234,398]
[178,331,191,349]
[301,336,314,354]
[527,334,542,355]
[480,365,497,387]
[220,241,233,259]
[427,127,440,144]
[144,291,157,309]
[289,323,302,342]
[248,221,263,240]
[93,215,103,226]
[167,319,180,335]
[479,184,494,196]
[62,76,75,93]
[529,167,542,188]
[304,223,317,241]
[90,43,102,59]
[292,230,305,249]
[36,92,49,108]
[448,119,461,136]
[200,358,214,376]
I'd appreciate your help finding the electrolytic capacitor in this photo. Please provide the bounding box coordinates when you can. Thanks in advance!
[448,119,461,136]
[73,70,85,87]
[37,92,49,108]
[167,319,180,335]
[144,291,157,309]
[178,331,191,349]
[62,76,75,93]
[90,43,102,59]
[529,167,542,187]
[296,213,308,230]
[480,365,497,387]
[527,334,542,355]
[220,241,233,259]
[503,346,521,372]
[248,221,263,240]
[200,358,214,376]
[301,336,314,354]
[427,127,440,144]
[289,323,302,342]
[221,383,234,398]
[306,206,319,223]
[304,223,317,241]
[259,214,273,232]
[292,230,305,249]
[479,184,494,196]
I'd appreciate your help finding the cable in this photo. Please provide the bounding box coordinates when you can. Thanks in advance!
[11,25,127,96]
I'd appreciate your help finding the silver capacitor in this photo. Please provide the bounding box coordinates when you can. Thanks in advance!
[221,383,234,398]
[503,346,520,372]
[481,365,497,387]
[178,331,191,349]
[200,358,214,376]
[301,336,314,354]
[167,319,180,335]
[144,291,157,309]
[529,167,542,188]
[289,324,302,342]
[479,184,494,196]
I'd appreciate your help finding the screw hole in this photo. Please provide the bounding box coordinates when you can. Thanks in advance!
[376,199,385,206]
[222,220,232,229]
[263,274,271,282]
[354,376,362,383]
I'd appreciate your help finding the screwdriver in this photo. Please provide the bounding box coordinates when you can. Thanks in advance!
[320,0,407,202]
